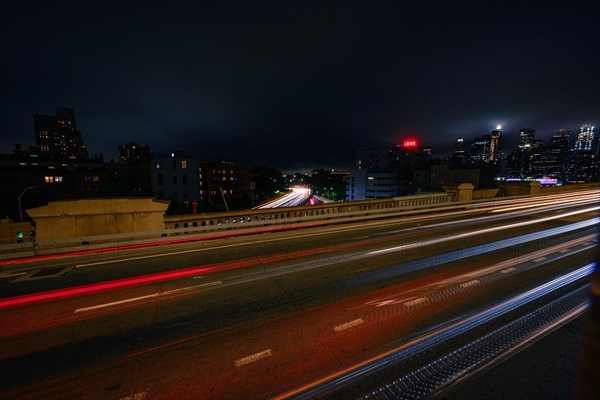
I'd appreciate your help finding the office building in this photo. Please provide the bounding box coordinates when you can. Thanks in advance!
[32,107,89,161]
[346,141,431,200]
[570,125,598,182]
[119,143,150,166]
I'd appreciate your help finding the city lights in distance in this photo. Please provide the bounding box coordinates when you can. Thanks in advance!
[402,139,418,148]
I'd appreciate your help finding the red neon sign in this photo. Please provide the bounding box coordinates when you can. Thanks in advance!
[403,139,418,148]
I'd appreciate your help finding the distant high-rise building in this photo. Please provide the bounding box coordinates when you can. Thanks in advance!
[33,107,89,161]
[570,125,598,183]
[574,124,595,152]
[450,137,468,164]
[489,126,502,164]
[551,129,570,151]
[518,128,536,149]
[543,129,571,181]
[118,142,150,165]
[511,128,542,177]
[530,141,568,182]
[469,135,490,163]
[467,127,503,166]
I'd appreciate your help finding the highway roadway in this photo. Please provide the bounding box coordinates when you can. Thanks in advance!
[0,189,598,399]
[253,187,312,208]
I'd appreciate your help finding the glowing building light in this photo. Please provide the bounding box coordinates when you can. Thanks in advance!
[403,139,418,148]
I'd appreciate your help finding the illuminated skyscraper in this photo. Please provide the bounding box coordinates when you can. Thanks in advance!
[489,126,502,164]
[530,130,571,181]
[32,107,89,161]
[518,128,536,149]
[506,128,542,178]
[551,129,570,150]
[468,126,502,165]
[574,124,595,152]
[469,135,490,163]
[570,125,598,182]
[451,137,468,164]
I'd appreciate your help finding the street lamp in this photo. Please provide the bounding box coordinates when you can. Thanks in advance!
[18,186,35,222]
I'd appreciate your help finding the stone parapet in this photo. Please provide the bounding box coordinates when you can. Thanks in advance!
[26,198,169,241]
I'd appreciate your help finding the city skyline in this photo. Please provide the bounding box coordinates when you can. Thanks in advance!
[4,104,597,170]
[2,1,598,169]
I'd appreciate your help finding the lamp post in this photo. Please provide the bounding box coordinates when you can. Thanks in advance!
[18,186,35,222]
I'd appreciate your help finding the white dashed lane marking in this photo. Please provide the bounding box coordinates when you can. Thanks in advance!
[234,349,273,367]
[334,318,365,332]
[403,297,428,307]
[460,279,479,288]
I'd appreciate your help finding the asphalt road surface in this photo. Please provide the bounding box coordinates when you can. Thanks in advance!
[0,189,598,399]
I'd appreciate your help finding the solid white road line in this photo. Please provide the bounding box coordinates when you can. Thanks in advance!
[74,281,222,313]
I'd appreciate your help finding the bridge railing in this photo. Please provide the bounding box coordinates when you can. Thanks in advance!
[164,193,452,231]
[3,184,598,260]
[0,192,453,260]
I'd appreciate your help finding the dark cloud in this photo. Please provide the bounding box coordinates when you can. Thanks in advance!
[2,0,598,168]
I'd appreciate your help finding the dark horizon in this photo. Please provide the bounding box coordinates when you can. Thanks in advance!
[2,1,598,170]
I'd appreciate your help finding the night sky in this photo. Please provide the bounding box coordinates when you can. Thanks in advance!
[2,0,598,170]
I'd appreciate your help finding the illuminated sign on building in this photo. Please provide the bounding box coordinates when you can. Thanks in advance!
[402,139,418,148]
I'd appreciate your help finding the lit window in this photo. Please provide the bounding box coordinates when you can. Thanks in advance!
[181,160,187,169]
[44,176,52,183]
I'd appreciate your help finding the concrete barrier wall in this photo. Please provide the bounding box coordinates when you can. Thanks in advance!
[2,182,595,254]
[164,192,453,230]
[473,188,501,199]
[0,219,34,244]
[26,198,169,241]
[539,182,600,194]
